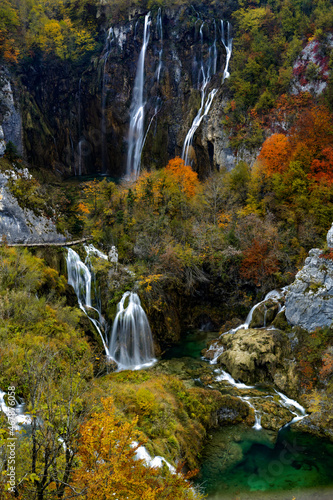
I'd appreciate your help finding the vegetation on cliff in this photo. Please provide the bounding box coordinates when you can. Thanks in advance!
[1,0,333,497]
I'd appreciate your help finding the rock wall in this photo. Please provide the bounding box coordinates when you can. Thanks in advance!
[15,4,238,178]
[0,173,66,244]
[0,67,23,157]
[285,223,333,331]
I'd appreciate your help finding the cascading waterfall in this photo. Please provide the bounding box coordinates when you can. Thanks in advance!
[101,27,114,173]
[109,291,156,370]
[0,391,30,429]
[66,247,155,371]
[182,19,232,167]
[126,13,151,178]
[205,284,307,431]
[221,20,232,82]
[206,289,285,364]
[156,8,163,82]
[66,247,111,358]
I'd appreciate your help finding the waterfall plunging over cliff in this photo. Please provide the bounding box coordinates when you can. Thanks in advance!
[221,20,232,82]
[66,247,111,358]
[66,247,155,370]
[182,19,232,166]
[156,8,163,83]
[126,13,151,178]
[109,291,156,370]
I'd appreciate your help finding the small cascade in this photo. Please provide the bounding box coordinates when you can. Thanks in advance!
[109,291,156,370]
[215,369,254,389]
[243,289,284,329]
[213,367,307,430]
[253,412,262,430]
[85,243,108,261]
[132,441,176,472]
[66,247,111,358]
[239,396,262,430]
[207,289,285,366]
[275,390,307,427]
[221,20,232,82]
[0,391,31,429]
[101,27,114,173]
[182,21,219,166]
[156,8,163,82]
[126,13,151,178]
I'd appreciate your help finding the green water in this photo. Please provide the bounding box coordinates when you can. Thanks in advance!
[163,330,218,360]
[197,425,333,500]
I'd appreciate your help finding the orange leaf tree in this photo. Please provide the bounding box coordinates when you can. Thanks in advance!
[165,157,199,198]
[73,397,202,500]
[257,133,291,175]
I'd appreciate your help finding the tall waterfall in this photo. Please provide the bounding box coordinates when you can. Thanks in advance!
[156,8,163,82]
[126,13,151,178]
[181,22,218,167]
[66,247,111,358]
[109,291,156,370]
[182,19,232,166]
[221,20,232,82]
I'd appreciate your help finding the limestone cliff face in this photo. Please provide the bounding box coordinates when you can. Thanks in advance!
[0,67,23,157]
[8,4,240,178]
[285,224,333,331]
[0,173,66,244]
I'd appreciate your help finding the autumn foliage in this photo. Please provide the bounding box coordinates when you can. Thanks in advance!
[258,133,292,175]
[165,157,199,198]
[73,397,202,500]
[240,239,279,286]
[258,106,333,183]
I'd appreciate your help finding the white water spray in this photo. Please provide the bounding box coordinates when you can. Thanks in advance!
[126,13,151,178]
[221,20,232,82]
[156,8,163,82]
[66,247,111,358]
[182,19,232,166]
[109,291,156,370]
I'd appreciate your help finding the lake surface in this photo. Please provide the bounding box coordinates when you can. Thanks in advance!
[197,425,333,500]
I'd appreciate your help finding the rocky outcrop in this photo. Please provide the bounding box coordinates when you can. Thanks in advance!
[216,328,298,394]
[0,174,66,244]
[249,299,280,328]
[285,230,333,331]
[0,68,23,157]
[216,394,251,425]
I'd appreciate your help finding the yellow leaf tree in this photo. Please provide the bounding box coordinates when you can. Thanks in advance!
[73,397,202,500]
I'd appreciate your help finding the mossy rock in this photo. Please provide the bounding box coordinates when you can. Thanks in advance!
[249,299,280,328]
[217,394,251,425]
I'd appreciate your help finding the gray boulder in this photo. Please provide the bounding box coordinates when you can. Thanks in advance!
[0,174,66,244]
[285,247,333,331]
[327,222,333,247]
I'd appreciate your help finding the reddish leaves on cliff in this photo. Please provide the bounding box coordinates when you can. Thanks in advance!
[240,239,279,287]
